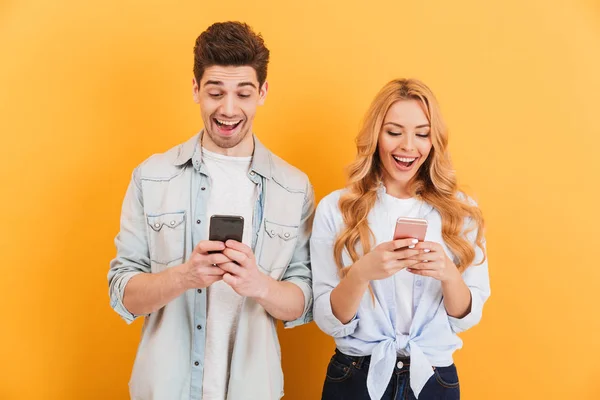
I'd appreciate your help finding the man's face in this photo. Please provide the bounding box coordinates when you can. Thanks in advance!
[193,65,267,150]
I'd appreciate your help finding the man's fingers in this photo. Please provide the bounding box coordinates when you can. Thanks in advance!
[225,240,253,257]
[223,248,248,266]
[206,253,231,265]
[222,273,238,287]
[194,240,226,254]
[219,261,244,276]
[197,265,226,276]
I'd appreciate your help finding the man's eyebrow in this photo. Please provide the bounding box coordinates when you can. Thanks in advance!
[203,80,223,86]
[238,82,257,89]
[202,80,257,89]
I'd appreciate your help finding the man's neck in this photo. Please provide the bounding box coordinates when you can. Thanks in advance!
[201,132,254,157]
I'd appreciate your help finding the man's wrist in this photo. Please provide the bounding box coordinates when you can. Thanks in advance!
[170,263,190,291]
[253,272,273,301]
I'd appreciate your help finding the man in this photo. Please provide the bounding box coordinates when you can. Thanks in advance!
[108,21,314,400]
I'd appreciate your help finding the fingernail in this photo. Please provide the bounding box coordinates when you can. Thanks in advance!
[408,245,415,249]
[412,239,419,244]
[424,249,431,253]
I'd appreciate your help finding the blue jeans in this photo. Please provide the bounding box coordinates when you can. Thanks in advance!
[321,349,460,400]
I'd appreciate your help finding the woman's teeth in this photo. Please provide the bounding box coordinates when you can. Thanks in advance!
[393,156,416,163]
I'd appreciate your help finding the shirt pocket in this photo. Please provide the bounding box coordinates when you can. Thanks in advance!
[258,220,299,278]
[146,211,186,268]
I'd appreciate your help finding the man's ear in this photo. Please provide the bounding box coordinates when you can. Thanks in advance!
[192,77,200,104]
[258,81,268,106]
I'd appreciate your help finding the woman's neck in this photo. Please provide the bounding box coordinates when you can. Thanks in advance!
[382,178,412,199]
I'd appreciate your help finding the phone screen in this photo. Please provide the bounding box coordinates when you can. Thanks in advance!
[209,215,244,243]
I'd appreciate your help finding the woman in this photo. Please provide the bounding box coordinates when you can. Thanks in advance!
[311,79,490,400]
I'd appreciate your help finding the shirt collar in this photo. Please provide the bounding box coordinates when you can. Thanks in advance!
[173,130,272,179]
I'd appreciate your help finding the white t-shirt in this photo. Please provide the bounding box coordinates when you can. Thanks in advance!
[201,148,258,400]
[377,192,422,341]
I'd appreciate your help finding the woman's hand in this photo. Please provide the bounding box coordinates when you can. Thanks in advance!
[406,241,461,282]
[353,238,422,282]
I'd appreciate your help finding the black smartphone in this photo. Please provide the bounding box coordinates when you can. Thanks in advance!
[209,215,244,246]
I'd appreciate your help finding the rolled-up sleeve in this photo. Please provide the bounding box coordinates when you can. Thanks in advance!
[107,167,150,324]
[281,182,315,328]
[448,219,491,333]
[310,193,359,338]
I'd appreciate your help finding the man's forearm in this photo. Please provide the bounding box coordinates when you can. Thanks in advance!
[123,265,187,316]
[255,277,305,321]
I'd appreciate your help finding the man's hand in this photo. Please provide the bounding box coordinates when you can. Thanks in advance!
[219,240,271,299]
[180,240,230,289]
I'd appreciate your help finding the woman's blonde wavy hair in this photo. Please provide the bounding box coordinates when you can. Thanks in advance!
[334,79,486,277]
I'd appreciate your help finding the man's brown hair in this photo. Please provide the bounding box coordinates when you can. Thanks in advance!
[193,21,270,87]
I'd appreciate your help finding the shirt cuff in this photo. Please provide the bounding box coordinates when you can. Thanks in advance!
[448,287,483,333]
[282,277,313,328]
[109,271,145,324]
[315,291,359,337]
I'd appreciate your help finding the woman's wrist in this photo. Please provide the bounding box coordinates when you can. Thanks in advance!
[347,262,370,287]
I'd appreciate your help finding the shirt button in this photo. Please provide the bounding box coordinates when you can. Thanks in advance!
[197,289,202,294]
[270,230,275,235]
[170,220,176,226]
[284,232,290,238]
[201,187,206,191]
[416,280,422,287]
[194,361,199,366]
[250,171,255,176]
[154,223,160,229]
[197,325,202,330]
[397,361,404,369]
[196,219,201,224]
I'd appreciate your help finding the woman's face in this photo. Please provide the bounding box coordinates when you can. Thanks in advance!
[377,100,433,198]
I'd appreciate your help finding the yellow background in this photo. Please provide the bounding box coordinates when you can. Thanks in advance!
[2,0,599,399]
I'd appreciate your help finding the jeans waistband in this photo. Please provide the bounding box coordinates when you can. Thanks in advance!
[335,348,411,370]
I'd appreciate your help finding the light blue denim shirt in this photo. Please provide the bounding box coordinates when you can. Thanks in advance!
[311,189,490,399]
[108,133,314,400]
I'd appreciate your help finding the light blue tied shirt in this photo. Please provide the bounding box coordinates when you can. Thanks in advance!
[310,188,490,399]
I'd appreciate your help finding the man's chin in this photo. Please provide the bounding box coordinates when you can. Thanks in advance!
[205,128,249,150]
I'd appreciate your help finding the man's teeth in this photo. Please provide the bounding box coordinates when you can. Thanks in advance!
[216,119,240,126]
[393,156,417,162]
